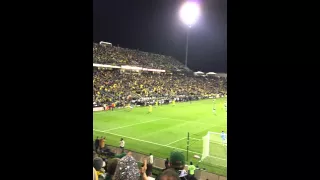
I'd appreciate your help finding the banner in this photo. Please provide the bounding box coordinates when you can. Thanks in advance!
[93,107,104,112]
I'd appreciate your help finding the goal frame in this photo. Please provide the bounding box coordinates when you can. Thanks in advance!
[201,131,227,161]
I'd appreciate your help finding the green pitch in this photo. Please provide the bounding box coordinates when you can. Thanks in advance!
[93,98,227,176]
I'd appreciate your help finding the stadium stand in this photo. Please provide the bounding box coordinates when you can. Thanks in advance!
[93,43,227,180]
[93,68,226,107]
[93,43,191,72]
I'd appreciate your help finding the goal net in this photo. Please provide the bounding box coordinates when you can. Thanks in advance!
[201,131,227,167]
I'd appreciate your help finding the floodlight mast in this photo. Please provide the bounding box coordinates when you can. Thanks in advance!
[179,2,200,68]
[185,26,190,68]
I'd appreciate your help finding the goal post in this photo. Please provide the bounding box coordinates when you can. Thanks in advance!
[202,133,210,160]
[201,131,227,162]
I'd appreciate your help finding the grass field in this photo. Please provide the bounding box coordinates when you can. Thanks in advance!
[93,98,227,176]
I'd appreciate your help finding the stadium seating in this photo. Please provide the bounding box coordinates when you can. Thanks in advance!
[93,43,227,180]
[93,43,190,72]
[93,43,227,106]
[93,67,226,106]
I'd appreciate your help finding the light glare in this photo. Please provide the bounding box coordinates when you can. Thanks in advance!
[179,2,200,27]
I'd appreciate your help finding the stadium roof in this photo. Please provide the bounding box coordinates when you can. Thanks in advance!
[207,72,216,75]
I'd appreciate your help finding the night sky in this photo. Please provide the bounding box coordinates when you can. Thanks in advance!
[93,0,227,73]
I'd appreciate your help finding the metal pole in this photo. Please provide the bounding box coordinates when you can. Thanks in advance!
[185,27,190,67]
[187,132,189,161]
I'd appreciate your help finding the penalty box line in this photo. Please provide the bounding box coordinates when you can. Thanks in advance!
[163,118,227,128]
[165,137,187,146]
[190,137,227,146]
[93,129,226,162]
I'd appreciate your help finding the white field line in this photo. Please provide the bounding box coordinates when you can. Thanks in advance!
[101,118,168,132]
[190,137,227,146]
[93,129,226,162]
[136,117,204,139]
[165,118,227,127]
[165,137,187,146]
[162,120,223,146]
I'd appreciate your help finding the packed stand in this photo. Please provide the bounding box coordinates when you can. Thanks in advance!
[93,43,189,72]
[93,67,227,106]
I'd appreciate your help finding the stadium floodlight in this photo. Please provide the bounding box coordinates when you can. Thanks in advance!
[179,1,200,68]
[179,1,200,27]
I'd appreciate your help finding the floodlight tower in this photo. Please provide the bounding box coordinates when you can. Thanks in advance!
[179,1,200,68]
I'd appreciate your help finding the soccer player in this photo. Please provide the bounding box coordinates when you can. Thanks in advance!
[212,104,216,115]
[112,102,116,111]
[155,100,158,107]
[172,99,176,106]
[212,98,216,107]
[108,103,115,111]
[221,131,227,146]
[148,105,152,114]
[126,103,133,111]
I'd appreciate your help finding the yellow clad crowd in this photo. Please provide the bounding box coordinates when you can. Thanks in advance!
[93,43,227,180]
[93,43,191,72]
[93,43,227,106]
[93,68,226,106]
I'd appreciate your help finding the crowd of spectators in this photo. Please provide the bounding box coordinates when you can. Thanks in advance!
[93,43,226,179]
[93,67,227,106]
[93,43,190,72]
[93,139,199,180]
